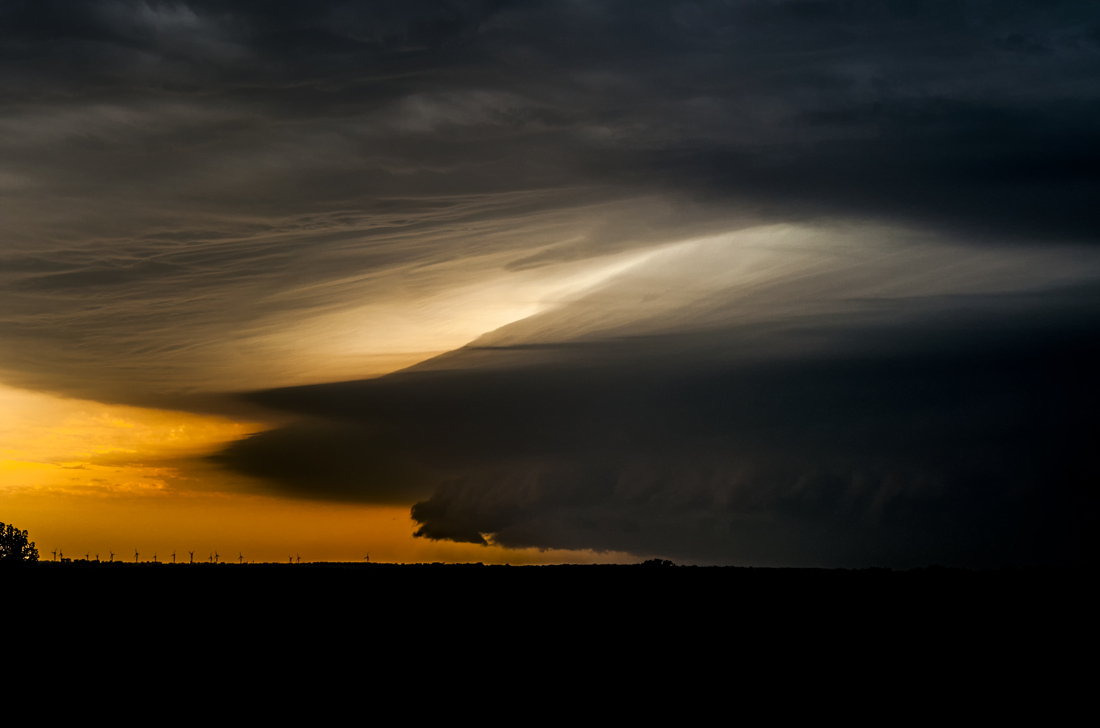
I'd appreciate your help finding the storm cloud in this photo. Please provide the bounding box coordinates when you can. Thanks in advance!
[4,2,1100,564]
[217,232,1100,566]
[3,0,1099,401]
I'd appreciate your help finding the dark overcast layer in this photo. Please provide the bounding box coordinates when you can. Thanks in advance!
[3,1,1099,564]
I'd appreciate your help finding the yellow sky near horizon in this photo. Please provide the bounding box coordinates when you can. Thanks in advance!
[0,382,634,564]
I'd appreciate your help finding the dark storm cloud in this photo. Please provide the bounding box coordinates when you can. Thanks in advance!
[4,2,1100,563]
[3,1,1099,402]
[3,0,1098,226]
[217,281,1100,566]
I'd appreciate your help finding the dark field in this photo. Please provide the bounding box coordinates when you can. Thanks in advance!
[6,561,1091,685]
[11,560,1087,626]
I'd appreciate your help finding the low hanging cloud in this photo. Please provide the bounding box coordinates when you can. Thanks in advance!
[216,313,1099,566]
[215,227,1100,566]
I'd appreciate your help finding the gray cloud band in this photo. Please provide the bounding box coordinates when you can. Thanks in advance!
[2,0,1099,401]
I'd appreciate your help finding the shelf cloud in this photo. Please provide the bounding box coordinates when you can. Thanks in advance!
[2,1,1098,564]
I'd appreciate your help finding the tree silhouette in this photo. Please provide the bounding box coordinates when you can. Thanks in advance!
[0,522,39,564]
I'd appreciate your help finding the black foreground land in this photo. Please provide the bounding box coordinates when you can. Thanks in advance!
[5,561,1093,677]
[8,560,1090,622]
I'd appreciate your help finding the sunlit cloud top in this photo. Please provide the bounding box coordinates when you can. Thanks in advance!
[2,0,1098,407]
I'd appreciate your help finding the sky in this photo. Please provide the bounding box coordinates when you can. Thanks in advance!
[1,0,1097,566]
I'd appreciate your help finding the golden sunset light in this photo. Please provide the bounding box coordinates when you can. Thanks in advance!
[0,382,630,564]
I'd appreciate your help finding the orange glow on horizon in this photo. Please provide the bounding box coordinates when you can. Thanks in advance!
[0,383,635,564]
[0,382,264,495]
[2,491,634,565]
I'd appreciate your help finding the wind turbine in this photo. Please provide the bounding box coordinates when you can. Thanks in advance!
[153,552,158,564]
[171,551,176,564]
[85,551,90,561]
[134,548,139,563]
[296,553,300,564]
[214,550,219,564]
[189,550,194,564]
[51,549,57,562]
[109,550,114,563]
[363,552,370,563]
[238,552,243,565]
[59,548,63,560]
[95,553,99,563]
[289,555,293,564]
